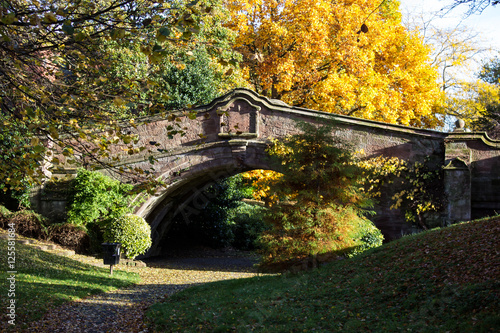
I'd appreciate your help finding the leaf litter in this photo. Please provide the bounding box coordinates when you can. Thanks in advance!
[21,249,261,333]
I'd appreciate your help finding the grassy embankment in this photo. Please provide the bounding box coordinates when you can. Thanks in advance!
[0,234,139,329]
[147,217,500,332]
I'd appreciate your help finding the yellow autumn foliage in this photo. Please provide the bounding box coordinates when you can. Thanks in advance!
[446,80,500,131]
[225,0,444,128]
[242,169,281,202]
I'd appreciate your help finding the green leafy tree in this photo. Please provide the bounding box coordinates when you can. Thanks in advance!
[258,122,382,270]
[0,0,240,190]
[96,8,246,118]
[479,57,500,84]
[161,48,232,110]
[67,169,134,227]
[185,175,247,248]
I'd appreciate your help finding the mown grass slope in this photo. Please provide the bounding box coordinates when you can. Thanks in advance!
[147,218,499,332]
[0,235,139,330]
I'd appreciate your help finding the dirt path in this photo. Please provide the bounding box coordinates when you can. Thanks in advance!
[25,248,261,333]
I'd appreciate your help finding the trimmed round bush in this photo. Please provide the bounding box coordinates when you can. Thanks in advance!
[103,214,152,259]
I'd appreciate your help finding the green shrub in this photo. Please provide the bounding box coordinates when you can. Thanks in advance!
[345,216,384,257]
[67,169,135,227]
[230,203,267,250]
[103,214,152,259]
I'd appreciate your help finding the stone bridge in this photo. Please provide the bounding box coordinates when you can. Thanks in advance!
[33,88,500,257]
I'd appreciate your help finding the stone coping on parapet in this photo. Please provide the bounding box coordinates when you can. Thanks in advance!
[445,131,500,149]
[194,88,448,139]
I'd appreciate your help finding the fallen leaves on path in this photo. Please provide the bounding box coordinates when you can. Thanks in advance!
[23,251,260,333]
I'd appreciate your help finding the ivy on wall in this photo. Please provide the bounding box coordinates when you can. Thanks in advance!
[357,155,444,230]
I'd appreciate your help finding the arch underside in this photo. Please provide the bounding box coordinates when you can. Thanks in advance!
[136,140,272,257]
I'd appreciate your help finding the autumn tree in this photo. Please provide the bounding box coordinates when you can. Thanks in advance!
[403,7,493,130]
[258,122,383,270]
[479,56,500,84]
[468,56,500,136]
[425,26,487,93]
[404,5,498,132]
[225,0,444,128]
[0,0,240,191]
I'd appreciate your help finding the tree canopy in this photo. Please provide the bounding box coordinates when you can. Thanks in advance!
[0,0,241,190]
[471,56,500,136]
[479,57,500,85]
[225,0,444,128]
[402,8,492,132]
[439,54,499,137]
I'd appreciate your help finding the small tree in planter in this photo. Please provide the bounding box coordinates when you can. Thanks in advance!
[104,214,152,259]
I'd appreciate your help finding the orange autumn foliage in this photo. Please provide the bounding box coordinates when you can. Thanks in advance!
[225,0,445,128]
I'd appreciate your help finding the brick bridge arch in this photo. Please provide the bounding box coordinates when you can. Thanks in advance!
[38,88,500,257]
[133,140,274,256]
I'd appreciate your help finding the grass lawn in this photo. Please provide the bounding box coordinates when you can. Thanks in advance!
[0,237,139,330]
[146,218,500,332]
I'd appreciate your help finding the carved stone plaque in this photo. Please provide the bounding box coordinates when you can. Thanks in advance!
[218,98,260,139]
